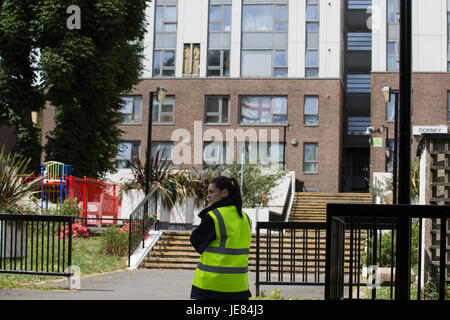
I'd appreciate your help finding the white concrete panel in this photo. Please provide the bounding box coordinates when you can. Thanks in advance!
[141,3,155,78]
[412,0,447,72]
[288,0,305,77]
[319,0,342,78]
[371,0,387,72]
[230,0,242,77]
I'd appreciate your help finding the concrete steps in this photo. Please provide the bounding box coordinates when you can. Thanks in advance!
[140,230,365,273]
[288,192,372,223]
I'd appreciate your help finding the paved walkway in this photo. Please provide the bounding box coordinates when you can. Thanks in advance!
[0,269,324,300]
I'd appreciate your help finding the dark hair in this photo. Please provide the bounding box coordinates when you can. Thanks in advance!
[210,176,243,218]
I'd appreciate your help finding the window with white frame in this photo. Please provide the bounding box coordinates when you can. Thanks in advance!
[205,96,229,124]
[120,96,142,124]
[239,96,287,125]
[208,1,231,77]
[306,0,319,77]
[387,0,400,71]
[241,1,288,77]
[303,143,318,174]
[207,50,230,76]
[116,141,140,169]
[152,95,174,124]
[304,96,319,125]
[241,50,287,77]
[153,50,175,77]
[153,0,177,77]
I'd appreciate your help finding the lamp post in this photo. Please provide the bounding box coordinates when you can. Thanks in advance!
[382,87,398,205]
[145,87,167,198]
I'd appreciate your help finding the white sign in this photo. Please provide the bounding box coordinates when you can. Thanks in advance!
[413,125,448,136]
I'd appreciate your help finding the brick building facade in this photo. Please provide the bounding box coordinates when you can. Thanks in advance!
[38,0,450,193]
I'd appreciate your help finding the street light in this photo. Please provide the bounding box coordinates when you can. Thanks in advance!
[145,87,167,198]
[382,86,398,205]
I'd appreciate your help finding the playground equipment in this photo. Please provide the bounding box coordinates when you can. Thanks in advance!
[22,161,120,226]
[40,161,71,209]
[69,176,119,226]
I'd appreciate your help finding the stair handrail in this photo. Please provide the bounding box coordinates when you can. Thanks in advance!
[281,173,295,222]
[128,186,159,267]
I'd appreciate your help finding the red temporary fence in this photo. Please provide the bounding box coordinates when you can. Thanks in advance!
[68,176,120,226]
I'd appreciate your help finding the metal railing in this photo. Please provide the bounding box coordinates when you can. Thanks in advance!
[325,203,449,300]
[0,214,74,278]
[127,187,159,267]
[255,221,327,296]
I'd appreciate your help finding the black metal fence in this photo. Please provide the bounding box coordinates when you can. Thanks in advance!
[325,203,449,301]
[127,187,159,267]
[0,214,74,278]
[255,221,327,296]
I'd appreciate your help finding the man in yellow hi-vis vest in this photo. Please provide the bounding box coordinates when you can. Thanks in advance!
[190,176,252,300]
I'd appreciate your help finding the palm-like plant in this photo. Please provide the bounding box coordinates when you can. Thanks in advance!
[121,149,182,211]
[0,147,43,213]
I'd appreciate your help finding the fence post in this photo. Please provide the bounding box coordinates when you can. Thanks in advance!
[112,184,117,225]
[83,176,87,226]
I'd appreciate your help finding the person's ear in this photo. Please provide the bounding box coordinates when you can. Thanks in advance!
[220,188,229,198]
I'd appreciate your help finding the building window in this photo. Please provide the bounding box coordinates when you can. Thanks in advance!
[207,50,230,76]
[183,44,200,77]
[205,96,229,124]
[239,96,287,125]
[151,141,173,163]
[116,141,140,169]
[242,3,288,32]
[152,95,174,124]
[306,0,319,77]
[209,3,231,32]
[386,92,398,122]
[120,96,142,124]
[241,50,287,77]
[155,4,177,33]
[237,141,285,167]
[387,0,400,71]
[386,139,394,172]
[153,50,175,77]
[303,143,318,174]
[241,1,288,77]
[304,96,319,125]
[153,1,177,77]
[208,2,231,77]
[203,141,228,169]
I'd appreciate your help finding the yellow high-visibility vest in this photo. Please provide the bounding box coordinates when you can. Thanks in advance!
[192,205,252,292]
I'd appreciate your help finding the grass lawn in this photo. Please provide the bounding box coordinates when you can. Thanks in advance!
[0,235,127,289]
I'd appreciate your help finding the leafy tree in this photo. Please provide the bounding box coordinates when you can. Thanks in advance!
[40,0,149,178]
[0,0,45,173]
[0,0,149,178]
[226,161,287,208]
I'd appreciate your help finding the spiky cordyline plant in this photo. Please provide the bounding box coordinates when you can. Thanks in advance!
[0,146,43,213]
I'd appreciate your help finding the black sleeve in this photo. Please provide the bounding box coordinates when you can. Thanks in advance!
[190,214,216,254]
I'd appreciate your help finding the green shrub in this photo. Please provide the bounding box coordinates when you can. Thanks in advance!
[100,225,129,256]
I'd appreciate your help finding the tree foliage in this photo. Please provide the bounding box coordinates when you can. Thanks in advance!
[0,0,149,178]
[0,0,45,173]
